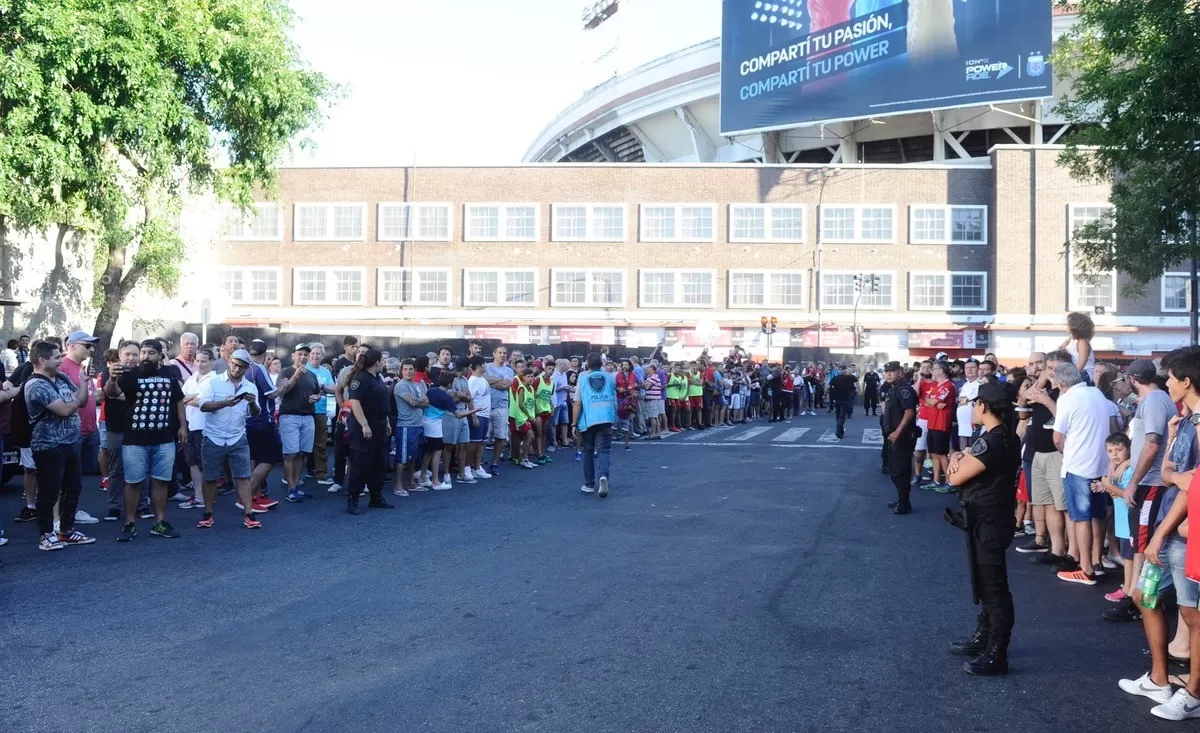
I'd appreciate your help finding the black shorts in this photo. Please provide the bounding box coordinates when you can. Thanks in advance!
[183,430,204,468]
[247,422,283,466]
[424,436,444,453]
[926,429,951,456]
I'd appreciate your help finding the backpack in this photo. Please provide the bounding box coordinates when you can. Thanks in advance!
[9,373,53,449]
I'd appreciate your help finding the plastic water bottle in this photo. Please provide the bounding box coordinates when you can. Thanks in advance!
[1141,564,1164,609]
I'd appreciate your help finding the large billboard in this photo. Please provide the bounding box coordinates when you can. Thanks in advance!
[720,0,1054,136]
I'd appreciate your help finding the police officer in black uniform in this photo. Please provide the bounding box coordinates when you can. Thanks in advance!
[878,372,894,473]
[946,380,1022,676]
[881,361,917,514]
[343,348,394,515]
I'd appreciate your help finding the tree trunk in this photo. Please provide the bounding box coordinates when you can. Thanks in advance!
[91,193,155,353]
[0,214,13,335]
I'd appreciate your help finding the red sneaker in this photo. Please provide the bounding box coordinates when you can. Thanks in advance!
[197,512,215,529]
[235,500,268,515]
[256,495,279,509]
[243,514,262,529]
[100,476,109,490]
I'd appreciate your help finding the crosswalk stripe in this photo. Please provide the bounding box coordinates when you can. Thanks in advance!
[862,429,883,445]
[817,429,840,443]
[682,425,735,441]
[772,428,810,442]
[730,427,771,441]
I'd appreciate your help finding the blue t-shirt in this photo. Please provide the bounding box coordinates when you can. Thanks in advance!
[313,366,335,416]
[246,362,275,427]
[484,364,514,408]
[1113,465,1135,540]
[25,373,82,450]
[1156,418,1199,529]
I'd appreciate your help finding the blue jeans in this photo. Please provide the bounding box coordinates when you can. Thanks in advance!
[79,430,100,475]
[581,423,613,489]
[1064,471,1106,522]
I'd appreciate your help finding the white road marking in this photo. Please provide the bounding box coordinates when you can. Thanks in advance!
[640,441,879,451]
[817,429,841,443]
[772,428,810,442]
[730,427,771,441]
[862,429,883,445]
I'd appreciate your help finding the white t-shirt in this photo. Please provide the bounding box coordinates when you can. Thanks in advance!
[467,374,491,412]
[182,371,212,432]
[956,379,980,438]
[1054,384,1113,478]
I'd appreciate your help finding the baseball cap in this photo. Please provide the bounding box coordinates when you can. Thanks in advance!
[976,380,1008,403]
[293,343,311,353]
[1127,359,1158,382]
[934,351,948,362]
[883,361,903,372]
[248,339,268,356]
[66,330,98,344]
[230,349,253,365]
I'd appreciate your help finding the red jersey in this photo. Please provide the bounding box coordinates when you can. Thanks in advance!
[924,380,956,432]
[1188,470,1200,583]
[782,373,795,392]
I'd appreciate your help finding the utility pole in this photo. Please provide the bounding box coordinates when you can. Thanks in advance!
[760,315,778,362]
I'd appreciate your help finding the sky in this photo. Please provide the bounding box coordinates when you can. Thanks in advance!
[282,0,588,167]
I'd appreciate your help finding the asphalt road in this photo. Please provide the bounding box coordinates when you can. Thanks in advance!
[0,415,1186,732]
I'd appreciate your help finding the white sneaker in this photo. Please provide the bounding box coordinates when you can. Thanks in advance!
[547,444,557,452]
[520,459,537,469]
[1119,672,1176,704]
[598,476,610,498]
[431,482,452,491]
[1152,688,1200,720]
[317,478,335,485]
[581,485,596,494]
[178,496,205,509]
[473,468,492,479]
[327,483,342,494]
[0,536,8,546]
[442,477,453,487]
[74,510,100,525]
[458,474,477,484]
[39,532,63,551]
[169,492,189,502]
[463,467,475,481]
[416,479,433,489]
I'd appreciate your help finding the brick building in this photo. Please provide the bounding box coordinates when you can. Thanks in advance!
[201,145,1190,362]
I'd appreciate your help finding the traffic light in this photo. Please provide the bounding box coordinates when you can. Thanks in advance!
[853,273,863,293]
[760,316,768,334]
[870,274,881,292]
[769,316,778,334]
[858,330,869,348]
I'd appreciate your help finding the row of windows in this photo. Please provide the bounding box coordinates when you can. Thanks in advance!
[221,203,988,245]
[218,268,995,311]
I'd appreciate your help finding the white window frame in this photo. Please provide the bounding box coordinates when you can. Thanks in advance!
[1162,272,1192,313]
[727,204,807,243]
[637,269,718,308]
[462,268,539,307]
[819,204,897,244]
[219,267,282,305]
[462,203,540,242]
[292,267,367,305]
[908,205,988,245]
[376,267,452,306]
[726,270,807,309]
[907,271,989,312]
[220,203,283,241]
[638,203,717,243]
[292,202,367,242]
[376,202,452,242]
[550,268,627,307]
[818,270,898,310]
[550,203,627,242]
[1067,203,1118,312]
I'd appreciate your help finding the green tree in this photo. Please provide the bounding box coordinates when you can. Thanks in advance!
[0,0,336,350]
[1054,0,1200,296]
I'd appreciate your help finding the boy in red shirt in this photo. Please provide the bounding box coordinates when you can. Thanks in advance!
[922,361,956,492]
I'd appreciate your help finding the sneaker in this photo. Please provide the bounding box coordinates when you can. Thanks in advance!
[1119,672,1176,704]
[1057,569,1097,585]
[489,463,501,476]
[15,506,36,522]
[416,479,433,489]
[473,468,492,480]
[431,482,452,491]
[463,467,475,481]
[542,455,553,463]
[151,521,180,539]
[1101,556,1120,570]
[1054,555,1081,572]
[547,444,557,453]
[393,488,410,497]
[217,484,235,496]
[1023,521,1036,536]
[442,477,453,488]
[235,500,268,515]
[520,460,537,469]
[257,495,279,509]
[73,510,100,525]
[169,491,189,502]
[410,483,429,492]
[1015,540,1050,554]
[39,532,63,551]
[317,477,335,485]
[1103,596,1142,622]
[1104,588,1127,603]
[0,537,6,546]
[137,506,154,520]
[100,476,110,490]
[117,522,138,542]
[104,507,121,521]
[178,496,205,510]
[1153,689,1200,721]
[573,452,583,462]
[1093,564,1106,577]
[295,488,313,499]
[458,473,477,484]
[1032,551,1067,566]
[286,489,304,503]
[581,485,596,494]
[197,513,215,529]
[598,476,610,498]
[243,514,262,530]
[57,529,96,546]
